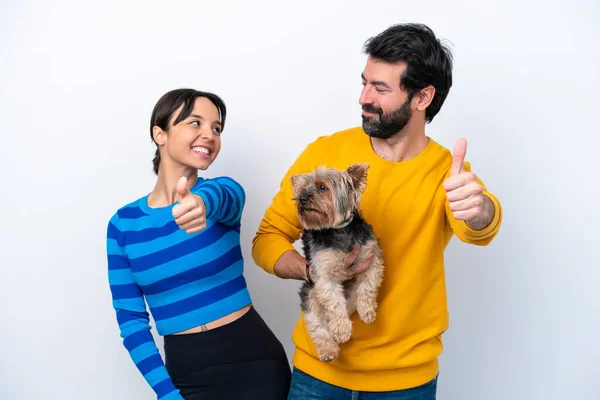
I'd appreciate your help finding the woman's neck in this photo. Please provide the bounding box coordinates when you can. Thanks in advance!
[147,165,198,208]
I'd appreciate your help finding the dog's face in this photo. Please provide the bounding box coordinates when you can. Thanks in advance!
[290,163,369,230]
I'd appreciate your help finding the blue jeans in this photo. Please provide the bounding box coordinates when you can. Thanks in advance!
[287,368,437,400]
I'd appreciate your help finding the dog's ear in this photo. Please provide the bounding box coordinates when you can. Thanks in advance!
[290,174,304,196]
[346,163,369,192]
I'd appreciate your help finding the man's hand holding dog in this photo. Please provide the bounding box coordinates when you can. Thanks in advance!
[443,138,494,230]
[172,176,207,234]
[275,245,373,282]
[343,245,374,281]
[305,245,374,282]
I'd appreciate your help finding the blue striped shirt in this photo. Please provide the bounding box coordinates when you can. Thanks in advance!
[106,176,252,399]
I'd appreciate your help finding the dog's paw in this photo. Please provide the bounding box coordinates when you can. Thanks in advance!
[316,342,339,362]
[358,307,377,324]
[357,297,378,324]
[318,349,339,363]
[331,318,352,343]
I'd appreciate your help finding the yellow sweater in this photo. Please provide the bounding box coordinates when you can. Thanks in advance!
[251,127,502,391]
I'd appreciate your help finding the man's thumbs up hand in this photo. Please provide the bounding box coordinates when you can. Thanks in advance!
[443,139,493,229]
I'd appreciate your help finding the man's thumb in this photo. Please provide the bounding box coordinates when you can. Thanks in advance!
[450,138,467,176]
[176,176,188,199]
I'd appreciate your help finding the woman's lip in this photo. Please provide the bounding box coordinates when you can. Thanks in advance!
[192,148,211,159]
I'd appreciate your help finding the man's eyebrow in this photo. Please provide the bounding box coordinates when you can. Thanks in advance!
[361,73,392,90]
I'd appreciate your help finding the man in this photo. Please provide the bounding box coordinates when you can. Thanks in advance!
[252,23,502,399]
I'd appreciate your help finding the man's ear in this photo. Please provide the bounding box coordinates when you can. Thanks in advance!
[415,86,436,112]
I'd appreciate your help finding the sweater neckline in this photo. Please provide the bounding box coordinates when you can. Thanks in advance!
[359,130,436,168]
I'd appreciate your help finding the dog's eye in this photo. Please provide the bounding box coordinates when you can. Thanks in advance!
[319,185,327,192]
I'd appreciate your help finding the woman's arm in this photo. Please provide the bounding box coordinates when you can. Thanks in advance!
[107,214,184,400]
[191,176,246,226]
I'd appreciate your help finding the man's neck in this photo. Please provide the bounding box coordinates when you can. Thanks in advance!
[369,123,429,162]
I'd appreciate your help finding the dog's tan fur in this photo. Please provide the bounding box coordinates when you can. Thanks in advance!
[291,163,385,362]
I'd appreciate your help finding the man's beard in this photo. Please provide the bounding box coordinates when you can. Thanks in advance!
[361,98,412,139]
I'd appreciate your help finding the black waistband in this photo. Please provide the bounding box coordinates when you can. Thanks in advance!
[164,307,288,379]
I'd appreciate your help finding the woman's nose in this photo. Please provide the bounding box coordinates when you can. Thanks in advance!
[200,129,214,140]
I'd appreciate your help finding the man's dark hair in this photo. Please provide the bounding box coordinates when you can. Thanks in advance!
[363,23,453,123]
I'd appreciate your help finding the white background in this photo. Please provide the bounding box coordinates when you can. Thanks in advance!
[1,0,599,399]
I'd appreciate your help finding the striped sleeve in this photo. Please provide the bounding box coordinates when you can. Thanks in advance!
[107,214,184,400]
[192,176,246,226]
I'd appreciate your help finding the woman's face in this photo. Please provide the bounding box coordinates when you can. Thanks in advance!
[157,97,223,171]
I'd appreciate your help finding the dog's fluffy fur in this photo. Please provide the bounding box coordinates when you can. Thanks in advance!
[290,163,384,362]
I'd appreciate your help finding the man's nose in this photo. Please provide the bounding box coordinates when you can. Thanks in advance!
[359,86,373,106]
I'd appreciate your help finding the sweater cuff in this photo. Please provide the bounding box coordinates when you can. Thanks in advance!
[194,189,214,220]
[256,239,296,277]
[161,390,185,400]
[460,191,502,241]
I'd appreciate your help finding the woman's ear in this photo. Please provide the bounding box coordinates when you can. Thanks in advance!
[153,126,166,146]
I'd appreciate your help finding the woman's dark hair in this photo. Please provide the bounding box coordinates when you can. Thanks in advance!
[363,23,453,123]
[150,88,227,174]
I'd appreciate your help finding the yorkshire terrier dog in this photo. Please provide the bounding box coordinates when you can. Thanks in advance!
[290,163,384,362]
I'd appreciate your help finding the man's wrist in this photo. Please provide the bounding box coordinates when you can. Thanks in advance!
[466,195,495,230]
[304,263,313,284]
[273,250,310,280]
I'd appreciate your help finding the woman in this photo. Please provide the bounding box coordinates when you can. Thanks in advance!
[106,88,291,399]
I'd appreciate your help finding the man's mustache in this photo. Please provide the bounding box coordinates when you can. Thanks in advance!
[362,104,383,116]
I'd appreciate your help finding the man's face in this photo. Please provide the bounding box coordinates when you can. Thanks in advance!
[359,56,413,139]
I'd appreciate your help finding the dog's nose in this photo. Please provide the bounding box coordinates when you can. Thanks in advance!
[299,195,308,205]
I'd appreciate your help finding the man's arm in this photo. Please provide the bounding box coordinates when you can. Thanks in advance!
[443,139,502,245]
[251,140,315,278]
[273,246,369,281]
[445,187,501,245]
[273,250,310,280]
